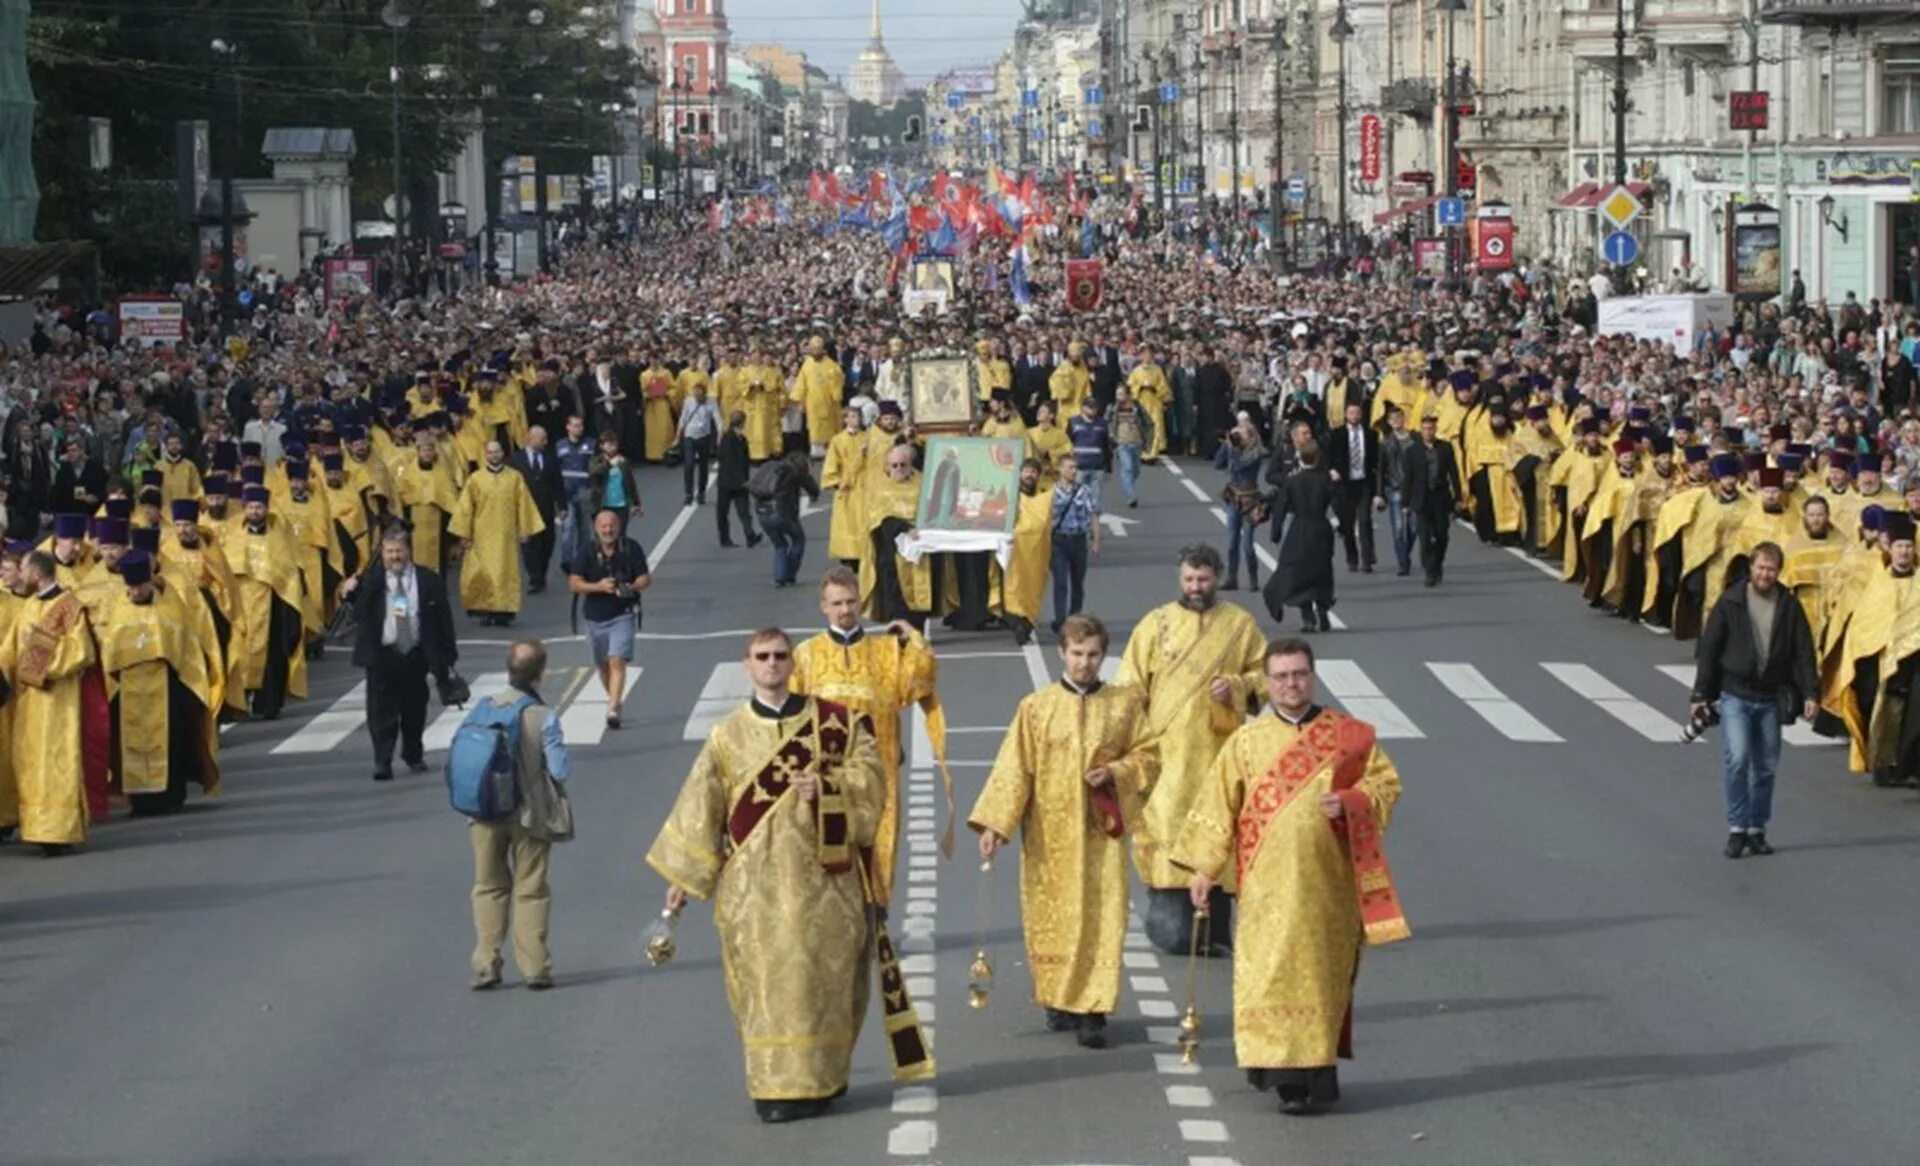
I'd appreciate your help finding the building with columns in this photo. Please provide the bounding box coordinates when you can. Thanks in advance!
[850,0,907,106]
[657,0,732,176]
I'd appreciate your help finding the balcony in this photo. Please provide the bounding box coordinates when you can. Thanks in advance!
[1380,78,1436,119]
[1759,0,1916,23]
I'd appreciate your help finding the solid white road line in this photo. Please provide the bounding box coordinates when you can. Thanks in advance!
[559,666,641,746]
[1656,663,1836,747]
[1207,503,1351,631]
[1503,544,1564,580]
[682,664,754,742]
[270,682,368,754]
[1317,659,1424,738]
[419,673,511,752]
[1426,662,1564,743]
[1541,662,1684,742]
[1020,641,1053,691]
[647,502,699,570]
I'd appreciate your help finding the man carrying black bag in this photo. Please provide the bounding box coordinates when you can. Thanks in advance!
[341,524,461,782]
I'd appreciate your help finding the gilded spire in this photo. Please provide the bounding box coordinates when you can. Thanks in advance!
[870,0,883,45]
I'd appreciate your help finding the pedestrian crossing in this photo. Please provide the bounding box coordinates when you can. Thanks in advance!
[268,668,642,758]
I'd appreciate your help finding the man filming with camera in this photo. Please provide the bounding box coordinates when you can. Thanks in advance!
[1689,540,1819,859]
[567,508,652,731]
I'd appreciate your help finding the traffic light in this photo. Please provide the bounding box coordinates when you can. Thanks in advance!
[904,115,923,143]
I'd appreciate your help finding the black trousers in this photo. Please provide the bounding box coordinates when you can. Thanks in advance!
[1415,507,1450,581]
[1333,478,1376,567]
[523,520,556,587]
[681,434,715,499]
[715,486,756,544]
[367,645,430,772]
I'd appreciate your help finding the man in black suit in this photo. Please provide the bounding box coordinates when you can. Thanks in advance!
[1325,400,1380,572]
[514,425,563,593]
[1012,341,1053,425]
[1404,412,1461,587]
[50,435,107,517]
[342,526,459,782]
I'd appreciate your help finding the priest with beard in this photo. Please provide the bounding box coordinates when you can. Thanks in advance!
[991,458,1053,645]
[99,550,219,817]
[0,550,100,854]
[162,498,249,720]
[220,484,311,720]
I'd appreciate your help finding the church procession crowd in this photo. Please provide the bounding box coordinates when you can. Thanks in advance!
[7,171,1920,1125]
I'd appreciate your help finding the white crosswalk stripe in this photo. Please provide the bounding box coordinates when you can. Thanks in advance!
[682,663,754,741]
[1425,663,1563,743]
[1655,663,1838,747]
[1542,662,1683,742]
[271,682,368,755]
[561,667,642,746]
[420,673,511,753]
[1318,659,1424,738]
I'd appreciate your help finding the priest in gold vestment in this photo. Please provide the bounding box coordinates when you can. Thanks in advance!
[991,459,1053,644]
[0,551,100,853]
[820,409,870,565]
[792,336,847,455]
[391,436,461,573]
[971,614,1156,1048]
[1115,545,1268,955]
[790,569,951,906]
[860,440,934,625]
[1174,637,1408,1115]
[220,485,311,719]
[648,629,933,1124]
[98,551,219,817]
[449,441,547,626]
[1835,515,1920,784]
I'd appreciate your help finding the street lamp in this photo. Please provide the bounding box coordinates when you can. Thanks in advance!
[1437,0,1466,285]
[209,37,242,330]
[1269,18,1289,272]
[1818,193,1849,242]
[381,1,412,263]
[1329,4,1353,259]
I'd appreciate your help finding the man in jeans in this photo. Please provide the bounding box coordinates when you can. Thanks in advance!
[1378,404,1419,576]
[673,378,722,505]
[754,451,820,588]
[469,640,571,991]
[1049,456,1102,635]
[1106,384,1153,509]
[554,414,595,568]
[1066,396,1110,506]
[1690,541,1819,859]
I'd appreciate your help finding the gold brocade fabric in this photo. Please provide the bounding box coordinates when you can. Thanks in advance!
[1558,453,1606,581]
[1128,364,1171,460]
[1780,535,1845,650]
[1029,425,1072,487]
[1115,600,1268,890]
[389,457,460,570]
[448,467,546,614]
[1827,487,1907,546]
[273,491,342,627]
[156,456,203,506]
[859,473,933,618]
[0,592,95,846]
[793,356,847,450]
[646,700,884,1102]
[1048,364,1091,417]
[790,630,946,904]
[1680,493,1757,637]
[975,356,1014,401]
[0,594,18,828]
[1171,713,1402,1069]
[96,585,219,796]
[1471,437,1523,534]
[990,490,1053,623]
[740,364,785,461]
[1834,565,1905,771]
[219,517,312,699]
[821,430,871,562]
[1368,373,1428,434]
[322,477,374,575]
[160,533,248,713]
[969,684,1155,1014]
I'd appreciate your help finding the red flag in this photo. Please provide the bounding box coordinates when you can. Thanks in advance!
[910,204,941,233]
[1065,169,1077,206]
[997,169,1021,198]
[808,171,826,205]
[886,237,918,290]
[1065,258,1104,312]
[868,169,887,207]
[931,173,951,206]
[824,172,844,205]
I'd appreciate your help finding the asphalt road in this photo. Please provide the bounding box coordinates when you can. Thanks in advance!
[3,454,1918,1166]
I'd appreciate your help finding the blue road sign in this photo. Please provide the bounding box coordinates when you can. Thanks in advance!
[1602,229,1639,267]
[1022,89,1039,109]
[1436,196,1466,226]
[1160,82,1180,104]
[946,93,963,110]
[1085,86,1103,106]
[1087,118,1103,138]
[1287,174,1307,200]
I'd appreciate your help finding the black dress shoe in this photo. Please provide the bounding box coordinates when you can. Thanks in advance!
[1396,567,1410,577]
[1424,576,1437,587]
[406,759,428,775]
[755,1099,829,1124]
[1745,832,1774,856]
[525,975,553,991]
[1045,1008,1076,1032]
[1724,833,1747,859]
[1318,612,1334,633]
[747,535,764,548]
[1362,563,1375,574]
[1221,576,1240,591]
[373,768,395,782]
[1075,1013,1108,1048]
[720,540,738,548]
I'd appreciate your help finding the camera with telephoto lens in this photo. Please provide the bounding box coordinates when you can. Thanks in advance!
[1680,702,1721,744]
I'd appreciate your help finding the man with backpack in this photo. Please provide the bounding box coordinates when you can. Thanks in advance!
[749,451,820,588]
[448,640,573,992]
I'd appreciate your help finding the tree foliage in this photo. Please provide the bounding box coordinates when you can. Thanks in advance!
[28,0,643,243]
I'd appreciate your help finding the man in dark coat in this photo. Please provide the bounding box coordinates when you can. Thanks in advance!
[342,526,459,782]
[1264,436,1338,633]
[1404,412,1461,587]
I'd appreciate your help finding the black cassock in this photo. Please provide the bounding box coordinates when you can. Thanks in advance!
[1263,466,1338,617]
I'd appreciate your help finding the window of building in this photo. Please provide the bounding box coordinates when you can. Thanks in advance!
[699,111,712,136]
[683,54,699,85]
[1884,49,1920,135]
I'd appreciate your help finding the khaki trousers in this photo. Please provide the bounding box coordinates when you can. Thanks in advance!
[469,820,552,980]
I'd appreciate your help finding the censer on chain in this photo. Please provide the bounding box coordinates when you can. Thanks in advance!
[642,901,685,967]
[967,855,996,1009]
[1176,905,1211,1065]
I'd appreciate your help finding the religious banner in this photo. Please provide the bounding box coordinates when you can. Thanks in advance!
[907,355,976,432]
[1065,258,1104,312]
[903,258,955,319]
[323,257,375,306]
[914,436,1022,537]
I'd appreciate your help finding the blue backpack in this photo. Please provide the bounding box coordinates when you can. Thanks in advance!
[444,693,539,821]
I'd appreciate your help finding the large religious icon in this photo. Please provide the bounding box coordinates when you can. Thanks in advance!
[909,356,976,431]
[914,436,1022,537]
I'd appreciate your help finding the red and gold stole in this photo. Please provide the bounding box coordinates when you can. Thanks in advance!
[723,698,937,1084]
[1235,709,1411,947]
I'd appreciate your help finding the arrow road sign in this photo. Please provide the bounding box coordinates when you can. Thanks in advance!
[1436,197,1466,227]
[1098,513,1138,539]
[1084,86,1103,106]
[1160,82,1181,104]
[1602,229,1639,267]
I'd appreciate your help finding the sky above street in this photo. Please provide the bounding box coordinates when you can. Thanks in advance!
[722,0,1027,86]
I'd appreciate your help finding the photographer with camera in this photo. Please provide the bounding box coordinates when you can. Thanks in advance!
[566,508,652,731]
[1689,541,1819,859]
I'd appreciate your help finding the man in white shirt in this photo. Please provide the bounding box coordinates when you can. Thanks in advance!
[672,379,722,506]
[342,528,459,782]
